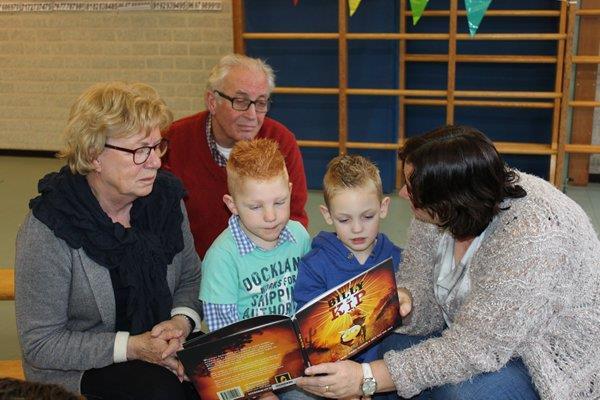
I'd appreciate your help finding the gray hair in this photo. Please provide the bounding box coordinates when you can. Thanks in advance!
[206,53,275,94]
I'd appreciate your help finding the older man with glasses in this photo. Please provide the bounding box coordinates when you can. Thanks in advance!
[164,53,309,259]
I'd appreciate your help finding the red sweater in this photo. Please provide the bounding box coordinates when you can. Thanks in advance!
[163,111,309,259]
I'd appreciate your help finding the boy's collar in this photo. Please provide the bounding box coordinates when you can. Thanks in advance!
[228,215,296,256]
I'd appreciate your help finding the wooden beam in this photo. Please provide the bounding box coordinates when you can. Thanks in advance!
[232,0,245,54]
[0,268,14,301]
[567,0,600,186]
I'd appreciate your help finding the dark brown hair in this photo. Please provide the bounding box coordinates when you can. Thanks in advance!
[0,378,83,400]
[399,125,526,239]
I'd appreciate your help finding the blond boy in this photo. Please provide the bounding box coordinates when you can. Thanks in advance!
[293,154,402,364]
[200,138,310,332]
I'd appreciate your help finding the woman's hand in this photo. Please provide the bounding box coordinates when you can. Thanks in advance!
[151,317,189,359]
[127,331,186,380]
[295,360,363,399]
[127,331,170,364]
[398,287,413,317]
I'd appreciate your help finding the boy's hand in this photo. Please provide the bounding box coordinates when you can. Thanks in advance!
[397,288,412,317]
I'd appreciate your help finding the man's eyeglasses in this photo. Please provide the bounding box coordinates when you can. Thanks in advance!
[214,90,271,113]
[104,138,169,165]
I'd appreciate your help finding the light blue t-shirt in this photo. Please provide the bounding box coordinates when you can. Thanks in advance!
[200,220,311,320]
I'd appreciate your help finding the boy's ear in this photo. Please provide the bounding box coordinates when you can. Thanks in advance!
[319,204,334,225]
[223,194,238,215]
[379,196,391,219]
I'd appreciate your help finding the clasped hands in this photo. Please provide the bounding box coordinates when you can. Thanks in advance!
[127,316,192,381]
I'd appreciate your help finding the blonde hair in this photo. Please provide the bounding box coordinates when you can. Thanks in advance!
[323,154,383,207]
[226,138,288,195]
[58,81,173,175]
[206,53,275,94]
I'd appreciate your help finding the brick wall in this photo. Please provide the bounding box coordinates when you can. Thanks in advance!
[0,4,233,151]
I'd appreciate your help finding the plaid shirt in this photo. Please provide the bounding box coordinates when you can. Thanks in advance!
[203,215,297,332]
[206,114,228,167]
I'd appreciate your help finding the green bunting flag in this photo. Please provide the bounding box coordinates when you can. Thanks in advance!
[465,0,492,36]
[409,0,429,25]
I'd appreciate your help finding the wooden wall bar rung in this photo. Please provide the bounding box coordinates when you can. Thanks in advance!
[455,100,554,108]
[455,90,560,99]
[347,33,449,40]
[242,33,338,40]
[275,87,560,100]
[243,32,567,42]
[565,144,600,154]
[297,140,398,150]
[456,33,566,40]
[569,100,600,107]
[572,55,600,63]
[347,88,447,96]
[408,10,561,17]
[296,140,554,155]
[576,9,600,16]
[404,54,557,63]
[403,98,554,108]
[495,142,554,155]
[273,87,339,95]
[360,97,548,109]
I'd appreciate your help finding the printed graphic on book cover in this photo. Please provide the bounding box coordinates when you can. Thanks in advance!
[177,258,400,400]
[177,315,306,400]
[294,258,401,365]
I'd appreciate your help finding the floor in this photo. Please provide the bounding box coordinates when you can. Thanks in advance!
[1,154,599,359]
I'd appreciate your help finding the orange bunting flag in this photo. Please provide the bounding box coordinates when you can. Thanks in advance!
[348,0,362,17]
[409,0,429,25]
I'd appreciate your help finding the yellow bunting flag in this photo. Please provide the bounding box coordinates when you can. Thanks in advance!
[409,0,429,25]
[348,0,362,17]
[465,0,492,36]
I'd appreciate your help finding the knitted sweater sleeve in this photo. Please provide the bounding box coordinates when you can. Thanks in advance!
[393,218,445,336]
[383,201,571,398]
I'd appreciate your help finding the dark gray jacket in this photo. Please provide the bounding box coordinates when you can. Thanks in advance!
[14,204,201,394]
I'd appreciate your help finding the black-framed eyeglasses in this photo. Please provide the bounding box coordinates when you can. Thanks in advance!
[214,90,271,113]
[104,138,169,165]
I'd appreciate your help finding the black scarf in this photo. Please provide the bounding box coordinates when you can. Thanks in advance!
[30,166,185,335]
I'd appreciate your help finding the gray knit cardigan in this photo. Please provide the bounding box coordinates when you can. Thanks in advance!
[384,172,600,399]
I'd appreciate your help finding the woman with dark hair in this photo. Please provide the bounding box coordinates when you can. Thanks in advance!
[297,125,600,399]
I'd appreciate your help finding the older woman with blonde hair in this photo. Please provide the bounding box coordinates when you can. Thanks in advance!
[15,82,202,400]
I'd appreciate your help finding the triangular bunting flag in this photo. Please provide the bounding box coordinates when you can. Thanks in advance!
[292,0,299,5]
[464,0,492,36]
[409,0,429,25]
[348,0,362,16]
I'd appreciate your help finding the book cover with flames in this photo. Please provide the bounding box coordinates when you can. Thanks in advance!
[181,318,306,400]
[178,258,400,400]
[295,263,401,365]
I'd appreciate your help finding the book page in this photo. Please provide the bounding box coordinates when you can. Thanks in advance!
[294,258,401,365]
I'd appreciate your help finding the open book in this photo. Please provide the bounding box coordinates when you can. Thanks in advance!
[178,257,400,400]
